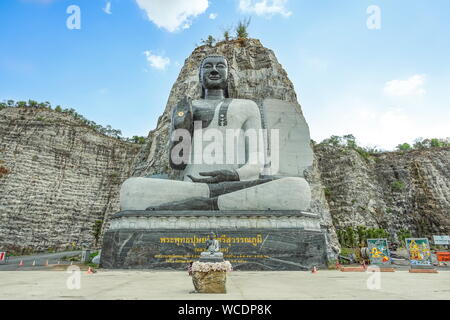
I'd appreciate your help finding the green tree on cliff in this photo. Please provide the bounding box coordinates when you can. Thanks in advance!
[17,101,27,108]
[396,143,412,151]
[236,18,251,39]
[131,136,146,144]
[223,30,231,41]
[320,135,342,147]
[221,25,233,41]
[28,100,38,108]
[413,137,450,149]
[201,35,216,47]
[343,134,357,149]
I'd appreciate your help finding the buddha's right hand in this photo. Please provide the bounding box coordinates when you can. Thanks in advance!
[172,97,193,131]
[188,170,240,184]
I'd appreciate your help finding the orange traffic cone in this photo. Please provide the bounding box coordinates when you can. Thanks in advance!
[86,267,95,274]
[19,260,24,267]
[312,266,318,274]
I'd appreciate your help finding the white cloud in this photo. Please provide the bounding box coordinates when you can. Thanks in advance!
[349,105,415,150]
[310,94,448,150]
[103,1,112,15]
[306,75,449,150]
[143,51,170,70]
[209,13,218,20]
[239,0,292,17]
[384,74,427,97]
[135,0,209,32]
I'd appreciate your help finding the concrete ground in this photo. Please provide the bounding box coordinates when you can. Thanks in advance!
[0,270,449,300]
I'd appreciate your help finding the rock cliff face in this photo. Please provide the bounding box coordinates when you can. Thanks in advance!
[0,107,140,253]
[315,145,450,238]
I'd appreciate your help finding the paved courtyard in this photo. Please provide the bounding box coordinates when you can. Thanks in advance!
[0,270,449,300]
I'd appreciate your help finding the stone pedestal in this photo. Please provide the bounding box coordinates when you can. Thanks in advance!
[200,252,224,263]
[101,210,329,271]
[192,271,227,294]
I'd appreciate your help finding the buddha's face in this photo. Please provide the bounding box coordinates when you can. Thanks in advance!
[200,56,228,91]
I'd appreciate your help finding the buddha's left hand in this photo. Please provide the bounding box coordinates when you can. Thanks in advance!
[188,170,240,184]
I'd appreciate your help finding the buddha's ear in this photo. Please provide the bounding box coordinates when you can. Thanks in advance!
[225,68,234,98]
[200,84,206,99]
[199,59,206,96]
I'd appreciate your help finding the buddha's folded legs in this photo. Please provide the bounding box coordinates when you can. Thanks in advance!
[217,177,311,211]
[120,178,210,211]
[120,177,273,211]
[121,177,311,211]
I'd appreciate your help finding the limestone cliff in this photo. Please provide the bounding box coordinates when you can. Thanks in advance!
[0,107,140,253]
[315,145,450,238]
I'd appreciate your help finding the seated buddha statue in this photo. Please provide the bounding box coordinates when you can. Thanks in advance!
[120,55,311,212]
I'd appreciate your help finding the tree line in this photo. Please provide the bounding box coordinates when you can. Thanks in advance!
[396,138,450,151]
[315,134,381,160]
[0,100,147,144]
[316,134,449,155]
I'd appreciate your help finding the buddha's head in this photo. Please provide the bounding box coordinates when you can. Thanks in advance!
[199,55,229,98]
[209,232,216,240]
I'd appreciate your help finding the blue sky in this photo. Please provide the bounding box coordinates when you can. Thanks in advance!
[0,0,449,150]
